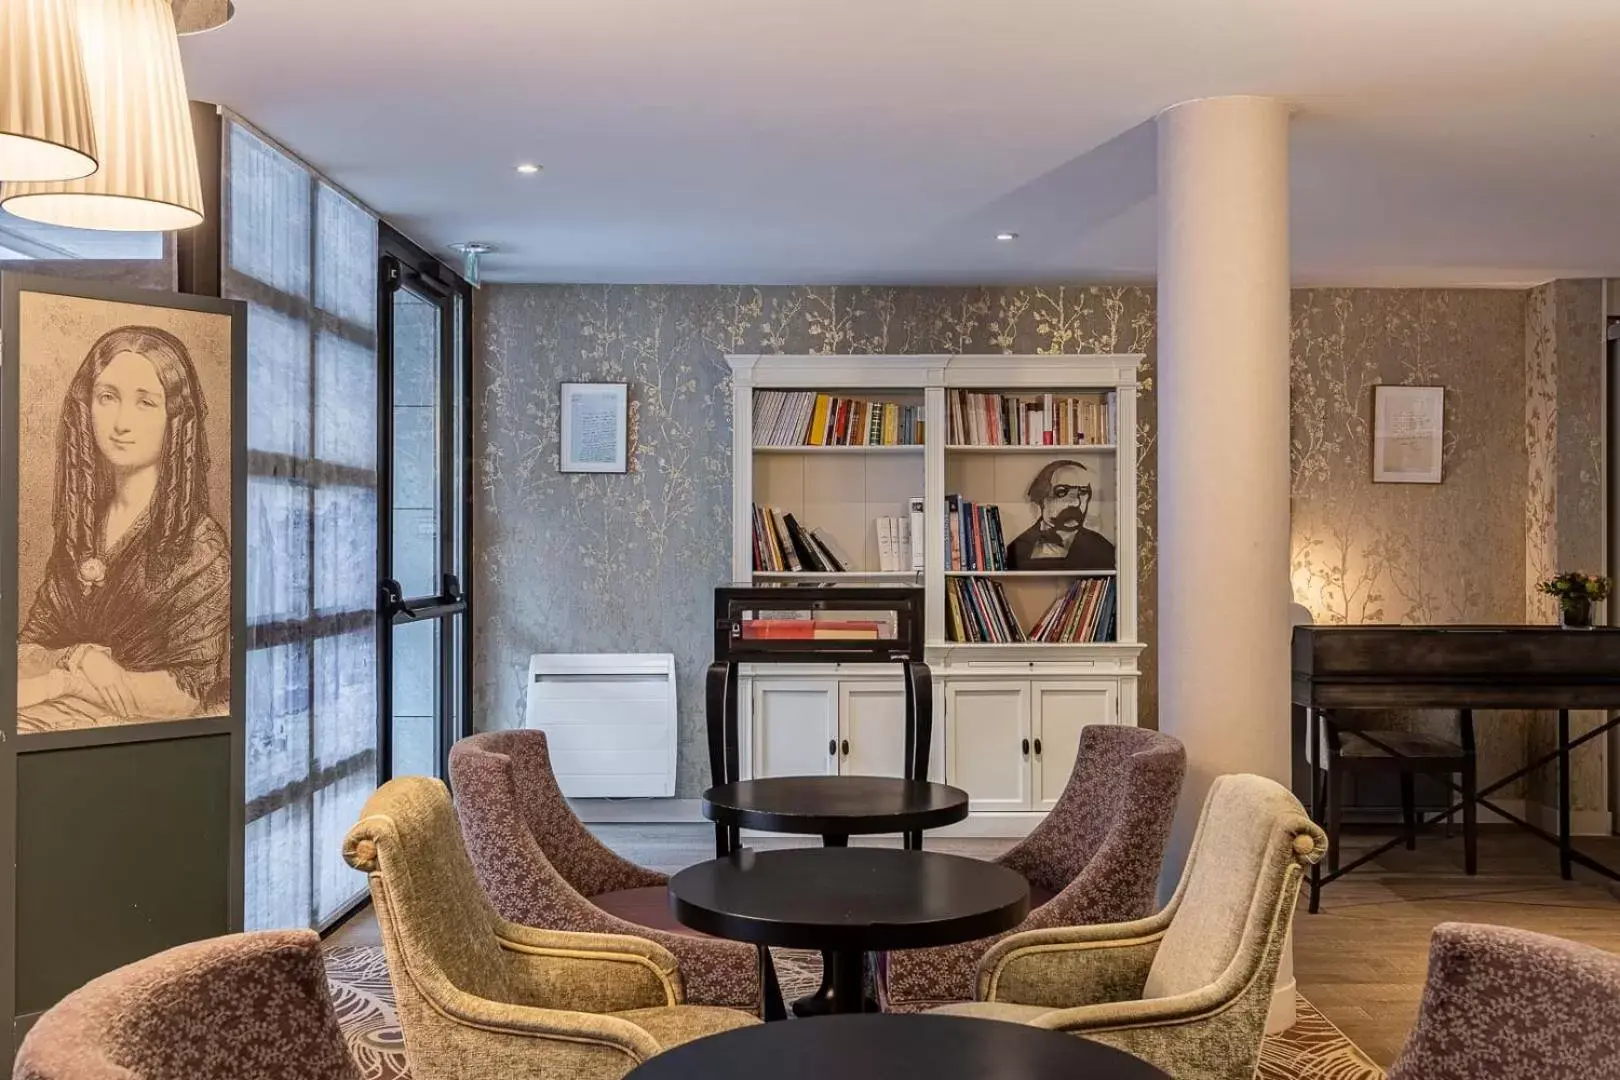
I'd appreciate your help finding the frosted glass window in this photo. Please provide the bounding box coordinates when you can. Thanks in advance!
[245,302,311,457]
[228,125,311,295]
[227,118,380,931]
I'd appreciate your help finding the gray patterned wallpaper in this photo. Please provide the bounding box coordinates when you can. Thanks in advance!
[473,284,1600,807]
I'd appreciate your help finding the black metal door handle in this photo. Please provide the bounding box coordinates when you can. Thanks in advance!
[1022,738,1030,756]
[841,739,850,756]
[828,739,837,756]
[1033,738,1043,756]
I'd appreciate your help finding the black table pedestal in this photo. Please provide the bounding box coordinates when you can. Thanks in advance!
[790,833,876,1018]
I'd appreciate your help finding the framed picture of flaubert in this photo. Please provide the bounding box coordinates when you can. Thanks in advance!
[4,275,245,737]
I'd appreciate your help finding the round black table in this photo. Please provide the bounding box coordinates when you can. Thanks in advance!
[669,846,1029,1015]
[701,776,973,1015]
[624,1013,1170,1080]
[702,776,970,845]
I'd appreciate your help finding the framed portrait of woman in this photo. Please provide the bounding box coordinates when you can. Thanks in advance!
[2,276,246,739]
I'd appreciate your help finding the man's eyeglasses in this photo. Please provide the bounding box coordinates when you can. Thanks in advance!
[1049,484,1092,501]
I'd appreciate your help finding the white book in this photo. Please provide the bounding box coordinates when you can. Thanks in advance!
[876,517,895,572]
[897,515,912,574]
[908,497,925,571]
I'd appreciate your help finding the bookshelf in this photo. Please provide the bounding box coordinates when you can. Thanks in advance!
[728,353,1144,818]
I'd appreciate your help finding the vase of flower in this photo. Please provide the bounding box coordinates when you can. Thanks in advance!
[1536,572,1610,630]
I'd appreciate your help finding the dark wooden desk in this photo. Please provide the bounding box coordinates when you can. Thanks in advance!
[1292,625,1620,911]
[669,848,1029,1015]
[625,1014,1170,1080]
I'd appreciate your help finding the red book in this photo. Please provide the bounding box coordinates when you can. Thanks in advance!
[741,620,815,640]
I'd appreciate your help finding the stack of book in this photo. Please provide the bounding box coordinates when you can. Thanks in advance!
[944,494,1007,571]
[743,609,901,639]
[753,391,925,446]
[741,618,886,640]
[752,505,854,572]
[945,577,1025,643]
[1029,578,1117,643]
[875,504,924,572]
[946,391,1117,446]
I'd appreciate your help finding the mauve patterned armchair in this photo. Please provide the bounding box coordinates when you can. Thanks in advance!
[882,724,1186,1012]
[344,776,758,1080]
[15,931,360,1080]
[1387,923,1620,1080]
[449,729,762,1012]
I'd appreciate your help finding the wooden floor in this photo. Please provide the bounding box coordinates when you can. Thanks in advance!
[327,822,1620,1069]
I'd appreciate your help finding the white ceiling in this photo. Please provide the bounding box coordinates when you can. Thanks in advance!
[181,0,1620,287]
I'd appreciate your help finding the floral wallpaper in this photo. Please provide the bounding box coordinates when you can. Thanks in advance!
[475,286,1155,796]
[475,283,1605,808]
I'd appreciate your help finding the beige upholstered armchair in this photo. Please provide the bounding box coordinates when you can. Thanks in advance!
[343,776,758,1080]
[932,774,1326,1080]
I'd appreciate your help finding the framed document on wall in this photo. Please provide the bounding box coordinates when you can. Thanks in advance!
[1372,384,1444,484]
[560,381,628,473]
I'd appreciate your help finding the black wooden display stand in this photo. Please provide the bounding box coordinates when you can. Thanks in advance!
[707,585,931,848]
[707,585,931,1018]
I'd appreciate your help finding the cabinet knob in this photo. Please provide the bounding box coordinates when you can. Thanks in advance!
[1033,738,1043,756]
[1021,738,1030,756]
[828,739,837,756]
[841,739,850,756]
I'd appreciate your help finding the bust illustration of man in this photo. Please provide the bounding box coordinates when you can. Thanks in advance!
[1005,459,1115,571]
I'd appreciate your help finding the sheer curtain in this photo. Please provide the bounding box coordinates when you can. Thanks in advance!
[223,119,380,930]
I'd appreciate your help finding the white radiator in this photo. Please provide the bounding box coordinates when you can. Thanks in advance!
[524,653,677,798]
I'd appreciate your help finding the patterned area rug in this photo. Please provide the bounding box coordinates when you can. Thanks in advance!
[325,945,1384,1080]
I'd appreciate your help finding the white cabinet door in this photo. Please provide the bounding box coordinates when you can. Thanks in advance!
[836,679,946,780]
[838,680,908,778]
[1031,679,1118,811]
[751,679,838,778]
[945,680,1032,811]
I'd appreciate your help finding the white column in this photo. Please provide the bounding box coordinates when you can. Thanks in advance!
[1155,96,1296,1031]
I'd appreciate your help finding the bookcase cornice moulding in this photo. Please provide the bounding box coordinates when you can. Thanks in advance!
[726,353,1145,391]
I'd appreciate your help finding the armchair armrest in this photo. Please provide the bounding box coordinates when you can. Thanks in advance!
[428,978,664,1068]
[1029,979,1237,1034]
[977,915,1169,1009]
[495,920,684,1013]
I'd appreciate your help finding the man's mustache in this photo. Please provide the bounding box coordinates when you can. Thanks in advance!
[1051,507,1087,528]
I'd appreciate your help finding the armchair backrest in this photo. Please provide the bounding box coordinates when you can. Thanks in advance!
[1141,774,1325,1001]
[450,729,661,898]
[1388,923,1620,1080]
[343,776,515,1008]
[1001,724,1186,899]
[15,931,359,1080]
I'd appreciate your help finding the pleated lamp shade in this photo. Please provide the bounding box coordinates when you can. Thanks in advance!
[3,0,203,232]
[0,0,98,182]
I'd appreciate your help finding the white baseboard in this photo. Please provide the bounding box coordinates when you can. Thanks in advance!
[573,797,702,824]
[573,797,1043,838]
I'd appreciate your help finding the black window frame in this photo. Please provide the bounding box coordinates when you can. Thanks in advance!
[377,224,474,784]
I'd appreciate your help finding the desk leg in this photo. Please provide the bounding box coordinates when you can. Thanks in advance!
[1559,709,1573,881]
[792,833,852,1018]
[1307,706,1323,914]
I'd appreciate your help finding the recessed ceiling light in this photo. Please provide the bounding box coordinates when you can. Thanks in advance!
[995,232,1019,242]
[516,163,542,175]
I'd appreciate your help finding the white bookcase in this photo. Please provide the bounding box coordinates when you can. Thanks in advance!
[728,354,1145,820]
